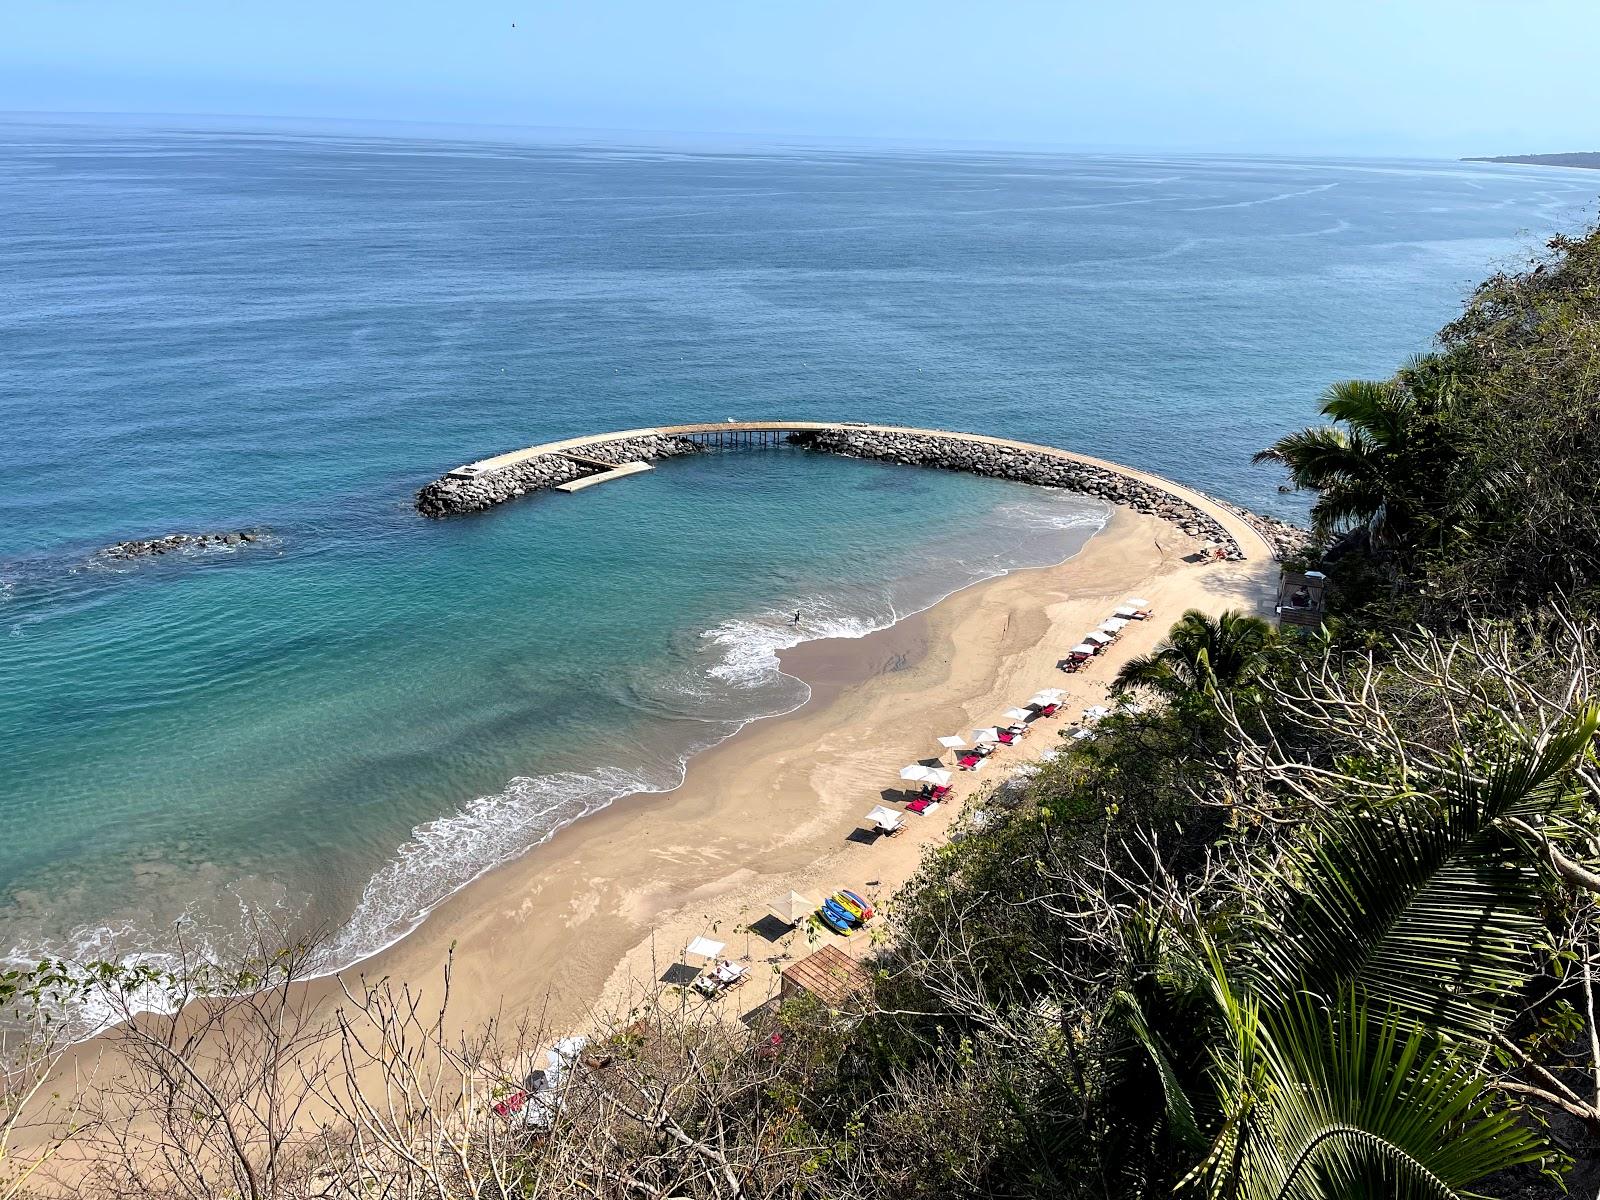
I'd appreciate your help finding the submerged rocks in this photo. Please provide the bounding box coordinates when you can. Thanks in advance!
[415,434,702,517]
[791,427,1246,558]
[98,528,269,561]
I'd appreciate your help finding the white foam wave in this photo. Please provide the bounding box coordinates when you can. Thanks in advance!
[324,765,673,968]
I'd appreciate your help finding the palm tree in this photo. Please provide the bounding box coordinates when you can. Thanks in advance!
[1182,706,1600,1197]
[1111,609,1276,703]
[1253,359,1460,548]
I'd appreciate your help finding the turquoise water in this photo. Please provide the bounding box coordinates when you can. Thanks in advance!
[1,115,1592,1021]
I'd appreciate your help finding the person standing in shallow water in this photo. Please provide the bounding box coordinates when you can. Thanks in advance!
[792,610,802,625]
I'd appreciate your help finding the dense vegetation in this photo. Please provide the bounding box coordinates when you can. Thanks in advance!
[8,224,1600,1199]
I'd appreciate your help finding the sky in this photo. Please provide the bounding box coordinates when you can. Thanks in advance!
[1,0,1596,154]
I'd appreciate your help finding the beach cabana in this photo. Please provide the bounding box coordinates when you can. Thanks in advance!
[685,936,725,963]
[780,945,872,1011]
[767,891,814,926]
[866,805,904,835]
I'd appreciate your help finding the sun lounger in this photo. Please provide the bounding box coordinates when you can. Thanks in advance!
[694,959,750,997]
[929,784,951,800]
[959,754,981,769]
[1037,703,1059,717]
[907,798,940,815]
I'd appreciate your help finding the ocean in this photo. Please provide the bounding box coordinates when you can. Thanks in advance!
[1,114,1590,1028]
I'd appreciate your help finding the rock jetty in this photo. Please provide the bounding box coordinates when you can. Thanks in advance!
[99,529,268,561]
[415,434,701,517]
[790,428,1246,559]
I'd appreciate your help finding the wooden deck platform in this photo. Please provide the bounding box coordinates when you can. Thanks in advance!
[554,461,653,493]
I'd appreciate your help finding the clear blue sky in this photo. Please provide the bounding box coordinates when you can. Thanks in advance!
[2,0,1595,153]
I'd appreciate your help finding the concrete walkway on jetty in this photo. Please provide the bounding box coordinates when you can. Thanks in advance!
[416,420,1290,565]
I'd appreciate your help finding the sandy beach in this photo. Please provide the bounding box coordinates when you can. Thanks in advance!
[320,502,1276,1042]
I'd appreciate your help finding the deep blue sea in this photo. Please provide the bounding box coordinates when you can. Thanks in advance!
[1,114,1591,1024]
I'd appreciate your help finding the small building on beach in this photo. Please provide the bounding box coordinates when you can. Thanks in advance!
[780,945,873,1010]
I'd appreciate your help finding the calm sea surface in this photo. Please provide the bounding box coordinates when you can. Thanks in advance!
[0,115,1590,1022]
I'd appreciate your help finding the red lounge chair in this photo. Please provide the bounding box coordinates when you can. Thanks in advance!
[908,797,933,814]
[493,1091,528,1119]
[1038,704,1059,717]
[998,731,1018,744]
[930,784,951,800]
[959,754,980,769]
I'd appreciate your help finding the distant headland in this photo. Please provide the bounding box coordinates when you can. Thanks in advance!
[1464,152,1600,169]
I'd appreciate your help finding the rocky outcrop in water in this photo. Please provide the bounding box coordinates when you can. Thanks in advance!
[415,434,702,517]
[791,427,1247,558]
[98,529,269,561]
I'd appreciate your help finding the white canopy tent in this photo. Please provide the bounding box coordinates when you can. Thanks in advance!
[866,805,904,833]
[685,936,725,962]
[767,891,814,926]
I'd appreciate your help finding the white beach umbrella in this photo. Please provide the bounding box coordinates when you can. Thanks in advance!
[767,891,813,925]
[1101,617,1131,632]
[972,727,1002,745]
[1035,688,1065,701]
[1071,728,1096,741]
[923,767,953,787]
[1028,690,1064,707]
[900,764,936,782]
[1004,706,1034,721]
[937,735,967,750]
[1113,605,1140,619]
[1125,597,1152,609]
[1082,705,1112,723]
[1084,630,1112,646]
[1070,643,1099,656]
[685,936,725,962]
[866,805,904,832]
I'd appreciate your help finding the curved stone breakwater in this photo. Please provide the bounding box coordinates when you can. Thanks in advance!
[415,434,701,517]
[789,428,1245,559]
[412,422,1310,562]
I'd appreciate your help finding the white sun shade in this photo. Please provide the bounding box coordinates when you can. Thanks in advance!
[1114,605,1140,619]
[1035,688,1065,701]
[1028,693,1057,707]
[937,735,967,750]
[1101,617,1130,632]
[866,805,904,831]
[1083,705,1112,722]
[1004,707,1034,721]
[972,727,1002,744]
[1084,631,1112,645]
[685,936,725,961]
[923,768,953,787]
[900,764,936,782]
[1070,643,1098,655]
[1125,597,1151,608]
[767,891,813,924]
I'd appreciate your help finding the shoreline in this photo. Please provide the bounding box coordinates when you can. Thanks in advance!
[288,502,1272,1040]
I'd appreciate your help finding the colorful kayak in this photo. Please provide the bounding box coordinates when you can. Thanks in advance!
[818,899,856,934]
[838,889,875,922]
